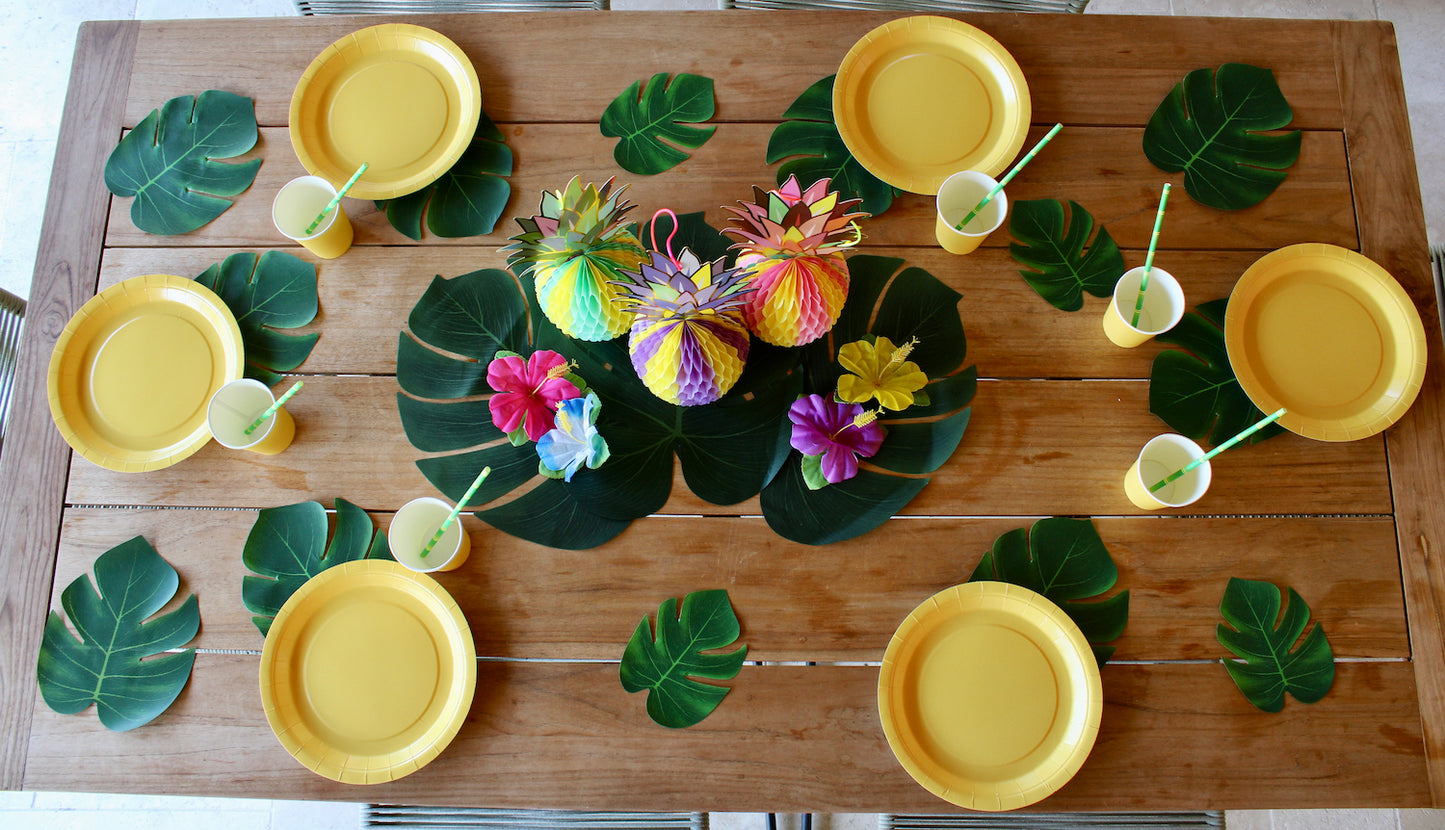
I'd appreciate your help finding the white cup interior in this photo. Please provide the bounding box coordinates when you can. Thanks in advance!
[936,170,1008,237]
[272,176,339,241]
[389,497,465,572]
[207,379,278,450]
[1112,266,1184,335]
[1135,433,1211,507]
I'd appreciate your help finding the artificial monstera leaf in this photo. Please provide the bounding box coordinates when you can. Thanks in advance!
[242,498,391,636]
[761,255,976,546]
[195,251,319,384]
[766,75,899,218]
[37,536,199,731]
[969,517,1130,665]
[104,90,262,235]
[600,72,716,176]
[1009,199,1125,311]
[1217,577,1334,712]
[1150,298,1284,446]
[620,589,747,728]
[1144,64,1301,210]
[376,111,513,239]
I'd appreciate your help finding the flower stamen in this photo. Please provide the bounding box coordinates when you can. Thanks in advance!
[887,337,919,368]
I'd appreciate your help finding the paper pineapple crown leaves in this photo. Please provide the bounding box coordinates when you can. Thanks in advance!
[37,536,200,731]
[242,498,392,636]
[1217,577,1334,712]
[969,517,1129,665]
[601,72,716,176]
[104,89,262,236]
[620,589,748,728]
[195,250,320,385]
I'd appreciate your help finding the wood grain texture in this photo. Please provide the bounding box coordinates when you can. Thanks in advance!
[51,508,1408,662]
[1334,21,1445,804]
[99,246,1266,380]
[60,376,1392,517]
[102,124,1354,251]
[122,13,1345,129]
[23,657,1429,810]
[0,21,137,791]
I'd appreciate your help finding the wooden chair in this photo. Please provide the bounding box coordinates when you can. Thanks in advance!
[0,288,24,454]
[718,0,1087,11]
[294,0,609,13]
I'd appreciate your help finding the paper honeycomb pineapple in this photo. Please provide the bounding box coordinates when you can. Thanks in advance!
[505,177,648,341]
[724,176,869,347]
[613,248,753,406]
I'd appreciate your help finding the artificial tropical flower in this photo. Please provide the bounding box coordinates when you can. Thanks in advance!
[537,392,610,482]
[787,394,885,485]
[836,336,927,411]
[487,350,582,443]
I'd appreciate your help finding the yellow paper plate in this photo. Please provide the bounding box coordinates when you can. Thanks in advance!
[289,23,481,200]
[46,274,243,473]
[260,560,476,785]
[878,582,1102,812]
[1225,243,1427,442]
[834,16,1030,195]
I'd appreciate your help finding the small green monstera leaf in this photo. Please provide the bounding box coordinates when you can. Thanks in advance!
[242,498,391,636]
[1217,577,1334,712]
[620,589,747,728]
[37,536,200,731]
[1009,199,1125,311]
[600,73,716,175]
[766,75,899,217]
[1150,298,1285,446]
[376,111,513,239]
[104,90,262,235]
[195,251,319,385]
[760,255,976,546]
[969,517,1130,665]
[1144,64,1302,210]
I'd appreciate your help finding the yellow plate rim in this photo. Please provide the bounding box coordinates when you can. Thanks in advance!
[288,23,482,200]
[45,273,244,473]
[258,559,477,785]
[1224,243,1428,442]
[833,15,1031,195]
[877,581,1103,812]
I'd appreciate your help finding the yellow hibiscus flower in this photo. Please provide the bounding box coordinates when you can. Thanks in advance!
[836,336,927,411]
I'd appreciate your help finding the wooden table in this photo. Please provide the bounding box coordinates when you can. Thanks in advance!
[1,10,1441,813]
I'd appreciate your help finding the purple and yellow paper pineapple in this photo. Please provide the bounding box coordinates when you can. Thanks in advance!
[613,248,753,406]
[724,175,869,347]
[504,177,647,341]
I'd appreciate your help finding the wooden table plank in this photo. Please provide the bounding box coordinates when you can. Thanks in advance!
[51,509,1409,662]
[122,13,1346,130]
[99,246,1271,381]
[61,377,1393,516]
[0,20,137,791]
[1334,20,1445,803]
[103,125,1356,251]
[23,658,1429,810]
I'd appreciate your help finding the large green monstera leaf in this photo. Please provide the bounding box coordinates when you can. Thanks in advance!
[1143,64,1301,210]
[620,589,747,728]
[37,536,199,731]
[1009,199,1125,311]
[766,75,899,218]
[376,111,513,239]
[1217,577,1334,712]
[760,255,976,546]
[195,251,319,385]
[242,498,391,636]
[969,517,1130,665]
[1150,298,1284,446]
[600,73,716,176]
[104,90,262,235]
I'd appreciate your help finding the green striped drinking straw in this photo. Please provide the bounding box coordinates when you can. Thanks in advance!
[1148,408,1286,493]
[954,123,1063,230]
[304,162,369,235]
[1131,183,1172,327]
[242,381,304,436]
[419,466,492,559]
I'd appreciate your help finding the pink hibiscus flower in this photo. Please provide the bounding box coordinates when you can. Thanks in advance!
[487,350,582,442]
[787,394,885,484]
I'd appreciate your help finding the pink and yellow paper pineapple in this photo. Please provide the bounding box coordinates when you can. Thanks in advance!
[504,177,648,341]
[724,176,868,347]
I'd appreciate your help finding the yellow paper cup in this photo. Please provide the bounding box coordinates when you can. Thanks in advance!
[389,497,471,573]
[206,379,296,455]
[272,175,354,259]
[1104,266,1185,348]
[935,170,1007,255]
[1124,433,1211,510]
